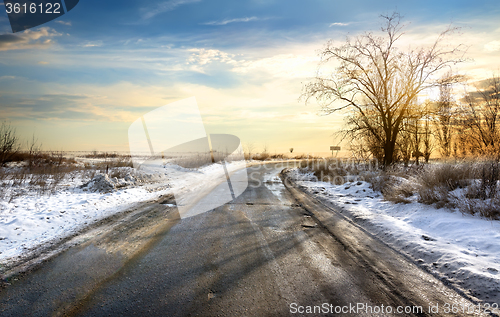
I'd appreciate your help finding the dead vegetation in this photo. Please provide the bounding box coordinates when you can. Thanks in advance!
[0,134,134,202]
[298,158,378,185]
[296,158,500,220]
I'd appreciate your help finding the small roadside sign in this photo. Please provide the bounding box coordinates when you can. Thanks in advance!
[330,146,340,157]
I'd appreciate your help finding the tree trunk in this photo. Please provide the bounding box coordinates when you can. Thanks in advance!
[383,141,395,166]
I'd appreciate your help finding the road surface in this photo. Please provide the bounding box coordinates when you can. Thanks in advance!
[0,163,490,316]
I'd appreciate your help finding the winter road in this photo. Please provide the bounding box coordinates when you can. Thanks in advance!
[0,163,491,316]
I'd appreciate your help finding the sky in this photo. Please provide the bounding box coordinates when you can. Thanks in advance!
[0,0,499,154]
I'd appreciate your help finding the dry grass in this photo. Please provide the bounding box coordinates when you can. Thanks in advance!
[252,152,270,161]
[414,163,472,206]
[295,157,500,219]
[378,161,500,219]
[0,150,136,202]
[5,151,77,165]
[168,149,244,168]
[269,153,286,159]
[378,177,415,204]
[378,163,473,207]
[298,158,378,185]
[92,157,133,170]
[459,197,500,219]
[248,152,297,161]
[170,153,214,168]
[1,163,80,201]
[83,151,130,159]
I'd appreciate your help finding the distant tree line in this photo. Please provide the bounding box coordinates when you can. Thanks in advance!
[395,75,500,165]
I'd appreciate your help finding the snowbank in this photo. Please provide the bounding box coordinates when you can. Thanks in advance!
[288,168,500,303]
[80,173,136,192]
[0,161,248,263]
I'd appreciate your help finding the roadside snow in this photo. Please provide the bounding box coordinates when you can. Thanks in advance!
[0,161,248,263]
[288,169,500,303]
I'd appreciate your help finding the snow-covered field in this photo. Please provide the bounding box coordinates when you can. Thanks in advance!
[287,168,500,304]
[0,161,248,265]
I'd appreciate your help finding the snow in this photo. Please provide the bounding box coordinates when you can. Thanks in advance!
[3,159,498,304]
[0,160,248,264]
[288,168,500,303]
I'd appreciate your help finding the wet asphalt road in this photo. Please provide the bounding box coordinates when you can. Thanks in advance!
[0,163,489,316]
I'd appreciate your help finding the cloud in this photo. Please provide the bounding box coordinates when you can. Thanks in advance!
[232,54,319,78]
[0,27,61,51]
[81,41,103,47]
[0,34,23,46]
[1,93,95,121]
[485,40,500,52]
[202,16,260,26]
[184,46,320,79]
[0,88,138,122]
[38,61,49,65]
[142,0,202,20]
[185,48,238,73]
[55,21,72,26]
[329,22,349,27]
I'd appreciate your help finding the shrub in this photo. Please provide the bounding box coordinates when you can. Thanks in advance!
[84,151,126,159]
[476,161,499,199]
[170,153,213,168]
[297,158,373,185]
[379,161,500,217]
[294,154,308,160]
[253,152,270,161]
[382,176,415,204]
[269,153,286,159]
[0,121,20,165]
[407,163,472,206]
[418,163,471,191]
[297,158,500,219]
[459,197,500,220]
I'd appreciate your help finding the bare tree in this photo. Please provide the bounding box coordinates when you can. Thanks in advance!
[397,103,433,165]
[26,134,42,171]
[244,142,255,160]
[345,109,385,163]
[348,139,371,163]
[0,121,20,165]
[303,12,466,166]
[422,112,434,163]
[434,73,460,158]
[409,114,423,165]
[397,117,413,166]
[260,144,269,160]
[460,76,500,159]
[411,103,435,164]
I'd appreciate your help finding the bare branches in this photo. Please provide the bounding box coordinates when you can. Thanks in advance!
[434,73,456,158]
[0,121,20,166]
[458,75,500,159]
[302,12,466,166]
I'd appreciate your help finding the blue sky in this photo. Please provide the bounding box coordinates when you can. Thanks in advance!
[0,0,499,152]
